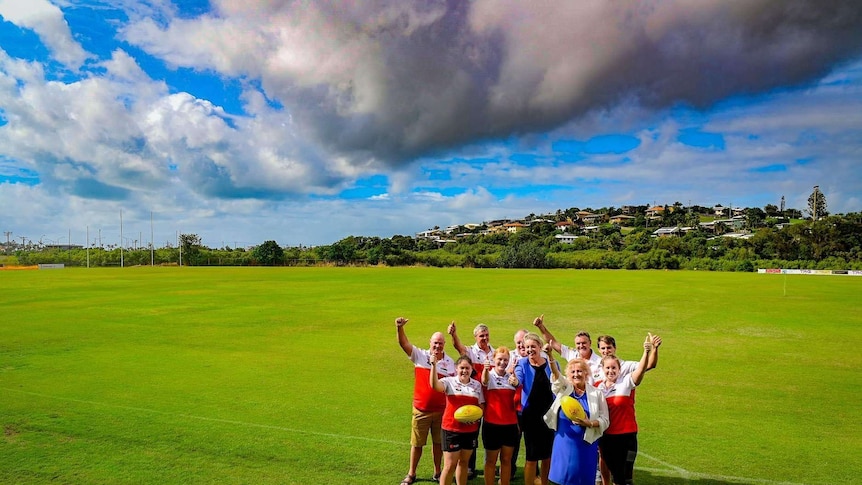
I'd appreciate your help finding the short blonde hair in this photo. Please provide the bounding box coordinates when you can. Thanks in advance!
[523,332,543,346]
[566,358,590,374]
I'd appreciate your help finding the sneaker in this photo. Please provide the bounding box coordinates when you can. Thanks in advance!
[467,469,476,480]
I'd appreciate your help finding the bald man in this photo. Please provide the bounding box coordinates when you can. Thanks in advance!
[396,317,456,485]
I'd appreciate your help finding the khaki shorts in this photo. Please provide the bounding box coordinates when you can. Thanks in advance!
[411,407,444,446]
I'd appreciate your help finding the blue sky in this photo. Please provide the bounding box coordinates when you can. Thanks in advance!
[1,1,861,247]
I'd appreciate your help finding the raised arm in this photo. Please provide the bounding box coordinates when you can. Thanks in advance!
[429,354,446,393]
[646,333,661,371]
[545,340,561,381]
[447,321,468,356]
[630,334,654,386]
[534,314,562,354]
[396,317,413,356]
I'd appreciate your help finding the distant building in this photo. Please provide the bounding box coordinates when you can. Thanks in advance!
[555,221,575,232]
[504,222,528,233]
[652,226,681,237]
[609,215,636,225]
[554,234,579,244]
[646,206,666,218]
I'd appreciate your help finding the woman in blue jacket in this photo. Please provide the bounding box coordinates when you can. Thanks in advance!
[514,320,559,485]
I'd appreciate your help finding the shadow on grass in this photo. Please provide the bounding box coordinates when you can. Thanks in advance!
[631,469,756,485]
[409,469,758,485]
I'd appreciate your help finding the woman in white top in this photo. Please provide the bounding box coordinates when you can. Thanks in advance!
[543,357,609,485]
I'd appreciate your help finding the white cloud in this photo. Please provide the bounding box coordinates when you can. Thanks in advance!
[0,0,89,68]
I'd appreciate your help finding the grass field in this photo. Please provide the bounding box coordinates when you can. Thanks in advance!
[1,267,860,484]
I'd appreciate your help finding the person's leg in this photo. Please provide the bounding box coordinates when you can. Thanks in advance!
[511,432,521,480]
[499,445,514,485]
[407,408,431,483]
[599,454,611,485]
[600,435,626,485]
[524,460,538,485]
[538,457,551,485]
[432,443,443,478]
[467,419,482,478]
[455,449,473,485]
[484,449,500,485]
[623,433,638,485]
[442,451,459,485]
[431,412,444,479]
[407,446,422,480]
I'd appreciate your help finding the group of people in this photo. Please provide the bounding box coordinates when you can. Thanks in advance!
[396,315,662,485]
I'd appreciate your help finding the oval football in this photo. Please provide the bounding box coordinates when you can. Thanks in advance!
[454,404,483,423]
[560,395,586,421]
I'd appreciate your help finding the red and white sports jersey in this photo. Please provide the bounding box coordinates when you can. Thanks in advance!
[466,344,495,376]
[595,374,638,435]
[560,345,603,384]
[440,376,485,432]
[410,347,456,412]
[482,369,518,425]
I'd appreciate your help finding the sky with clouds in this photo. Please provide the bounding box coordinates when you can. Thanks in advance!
[1,0,861,248]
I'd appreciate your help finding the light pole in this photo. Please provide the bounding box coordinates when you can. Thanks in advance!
[813,185,819,221]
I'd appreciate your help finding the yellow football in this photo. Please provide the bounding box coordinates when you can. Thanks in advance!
[560,395,586,421]
[454,404,483,424]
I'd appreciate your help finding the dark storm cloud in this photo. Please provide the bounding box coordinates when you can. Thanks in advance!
[167,0,861,167]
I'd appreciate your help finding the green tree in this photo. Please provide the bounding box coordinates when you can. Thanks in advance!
[498,241,548,268]
[744,207,766,230]
[764,204,780,217]
[807,186,827,220]
[180,234,203,266]
[321,237,358,264]
[253,240,284,266]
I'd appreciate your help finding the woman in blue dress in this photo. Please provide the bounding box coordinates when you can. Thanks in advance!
[543,356,609,485]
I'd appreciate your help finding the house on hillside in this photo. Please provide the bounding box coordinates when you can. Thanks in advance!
[416,229,443,240]
[504,222,528,233]
[646,206,665,218]
[609,214,636,225]
[555,221,575,232]
[554,234,579,244]
[652,226,681,237]
[576,211,603,224]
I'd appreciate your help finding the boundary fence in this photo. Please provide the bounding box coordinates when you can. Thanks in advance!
[758,268,862,276]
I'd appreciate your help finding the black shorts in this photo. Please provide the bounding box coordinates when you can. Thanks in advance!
[482,422,520,450]
[599,432,638,485]
[442,429,479,452]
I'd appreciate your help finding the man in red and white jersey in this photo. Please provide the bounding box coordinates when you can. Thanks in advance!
[448,322,495,377]
[596,334,660,381]
[534,317,603,384]
[397,317,457,485]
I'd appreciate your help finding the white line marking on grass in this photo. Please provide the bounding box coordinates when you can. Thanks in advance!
[639,451,691,474]
[636,465,813,485]
[5,388,819,485]
[3,388,402,446]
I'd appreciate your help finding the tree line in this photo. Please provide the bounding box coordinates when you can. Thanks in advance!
[9,211,862,271]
